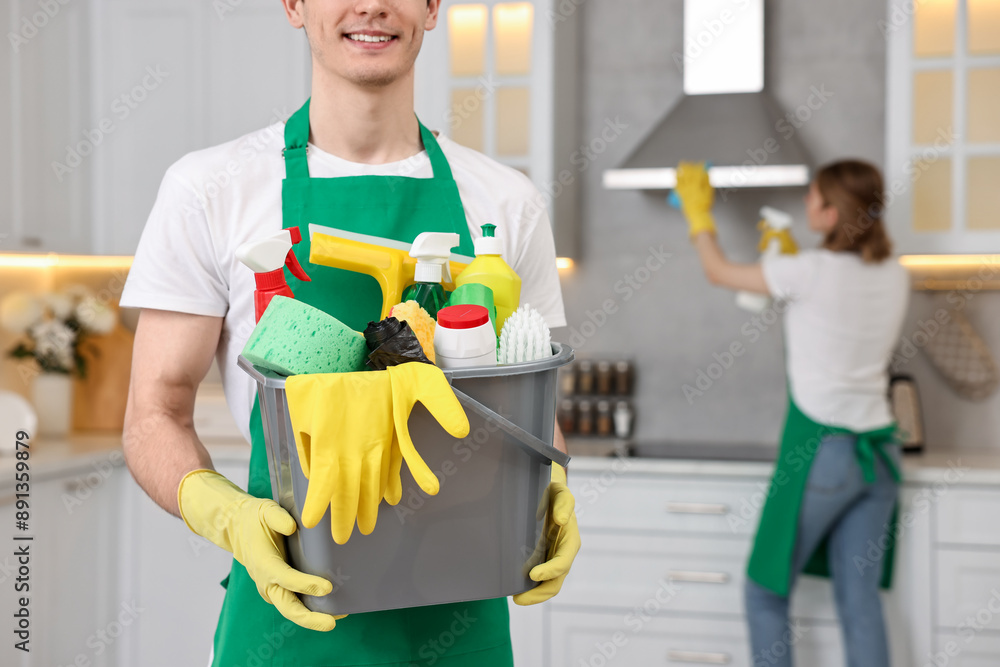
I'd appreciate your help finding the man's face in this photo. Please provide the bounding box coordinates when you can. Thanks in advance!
[290,0,439,88]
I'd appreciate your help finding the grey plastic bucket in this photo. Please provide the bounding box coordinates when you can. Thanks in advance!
[237,342,574,615]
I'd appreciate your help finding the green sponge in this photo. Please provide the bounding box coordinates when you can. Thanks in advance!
[241,296,368,376]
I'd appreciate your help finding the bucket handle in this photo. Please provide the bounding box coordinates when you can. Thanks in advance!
[450,387,571,468]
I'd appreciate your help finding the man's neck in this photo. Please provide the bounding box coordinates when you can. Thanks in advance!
[307,69,423,165]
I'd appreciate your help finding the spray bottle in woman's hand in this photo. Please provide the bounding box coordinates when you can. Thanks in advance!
[736,207,798,312]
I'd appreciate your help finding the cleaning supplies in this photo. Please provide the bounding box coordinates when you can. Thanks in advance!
[736,206,797,313]
[399,232,459,318]
[389,301,437,364]
[284,370,396,544]
[241,296,368,376]
[434,304,498,369]
[309,226,472,320]
[445,283,498,335]
[235,227,312,322]
[454,224,521,336]
[363,317,432,370]
[498,305,552,365]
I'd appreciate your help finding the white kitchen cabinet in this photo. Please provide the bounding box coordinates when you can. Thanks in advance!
[0,453,124,667]
[90,0,310,256]
[549,467,935,667]
[2,0,92,253]
[935,632,1000,666]
[414,0,580,257]
[1,0,310,256]
[116,452,249,667]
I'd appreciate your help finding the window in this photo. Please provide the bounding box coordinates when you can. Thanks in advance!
[886,0,1000,253]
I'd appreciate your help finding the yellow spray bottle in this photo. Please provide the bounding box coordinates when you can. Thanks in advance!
[454,223,521,336]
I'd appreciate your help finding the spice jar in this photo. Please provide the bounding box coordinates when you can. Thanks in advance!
[577,360,595,395]
[557,399,576,434]
[576,399,594,435]
[596,400,613,436]
[559,365,576,396]
[596,361,613,395]
[614,360,632,395]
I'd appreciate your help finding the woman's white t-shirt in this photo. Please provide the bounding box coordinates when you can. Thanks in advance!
[119,122,566,443]
[762,249,909,432]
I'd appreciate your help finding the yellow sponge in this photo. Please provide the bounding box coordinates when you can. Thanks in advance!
[389,301,436,364]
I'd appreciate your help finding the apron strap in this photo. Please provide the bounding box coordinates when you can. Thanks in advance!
[854,429,901,484]
[283,99,311,180]
[282,99,455,182]
[418,119,455,181]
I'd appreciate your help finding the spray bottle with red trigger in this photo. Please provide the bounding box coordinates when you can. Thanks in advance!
[236,227,312,322]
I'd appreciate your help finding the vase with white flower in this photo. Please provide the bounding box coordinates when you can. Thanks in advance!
[0,287,117,436]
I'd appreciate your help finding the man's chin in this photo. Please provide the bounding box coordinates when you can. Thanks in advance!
[339,64,406,88]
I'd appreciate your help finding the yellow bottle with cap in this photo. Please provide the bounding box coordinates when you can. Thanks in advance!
[454,223,521,337]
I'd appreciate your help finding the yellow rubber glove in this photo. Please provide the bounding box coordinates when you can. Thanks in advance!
[674,161,717,238]
[285,371,397,544]
[513,464,582,606]
[383,362,471,503]
[177,469,342,632]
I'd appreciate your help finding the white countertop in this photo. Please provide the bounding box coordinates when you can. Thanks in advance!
[570,449,1000,486]
[2,434,999,490]
[0,432,250,492]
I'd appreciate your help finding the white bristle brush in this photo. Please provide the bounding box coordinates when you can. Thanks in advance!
[498,304,552,364]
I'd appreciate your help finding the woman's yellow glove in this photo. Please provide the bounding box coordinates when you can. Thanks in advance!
[513,464,581,606]
[674,161,717,238]
[285,371,397,544]
[177,469,343,632]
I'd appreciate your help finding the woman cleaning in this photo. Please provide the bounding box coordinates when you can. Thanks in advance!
[674,160,909,667]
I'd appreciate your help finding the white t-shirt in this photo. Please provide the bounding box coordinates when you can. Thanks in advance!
[119,122,566,443]
[762,249,909,432]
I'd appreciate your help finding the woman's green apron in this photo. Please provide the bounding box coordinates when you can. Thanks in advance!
[747,396,901,597]
[211,100,514,666]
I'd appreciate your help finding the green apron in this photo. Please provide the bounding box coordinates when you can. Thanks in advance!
[747,396,901,597]
[211,99,514,667]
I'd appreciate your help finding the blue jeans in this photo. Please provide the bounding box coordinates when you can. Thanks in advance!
[745,434,900,667]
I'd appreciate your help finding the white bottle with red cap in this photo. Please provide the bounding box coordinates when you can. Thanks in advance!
[434,304,497,369]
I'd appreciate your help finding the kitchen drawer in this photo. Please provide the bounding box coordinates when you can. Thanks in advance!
[549,611,751,667]
[934,632,1000,666]
[935,549,1000,632]
[548,610,844,667]
[937,490,1000,547]
[557,532,838,622]
[570,475,768,536]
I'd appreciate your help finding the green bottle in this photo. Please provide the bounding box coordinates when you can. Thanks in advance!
[400,232,459,318]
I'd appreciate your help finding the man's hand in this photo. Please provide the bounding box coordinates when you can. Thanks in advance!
[178,469,343,631]
[513,464,581,605]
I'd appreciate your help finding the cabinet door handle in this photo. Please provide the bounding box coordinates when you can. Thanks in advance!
[666,502,729,515]
[667,650,731,664]
[666,570,730,584]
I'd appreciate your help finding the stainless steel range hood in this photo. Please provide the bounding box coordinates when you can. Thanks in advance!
[603,0,810,191]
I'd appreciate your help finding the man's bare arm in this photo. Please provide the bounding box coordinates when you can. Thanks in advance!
[123,309,224,517]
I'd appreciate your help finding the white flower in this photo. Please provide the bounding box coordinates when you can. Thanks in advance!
[0,292,45,334]
[44,292,75,320]
[75,297,116,335]
[30,319,77,370]
[64,284,95,302]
